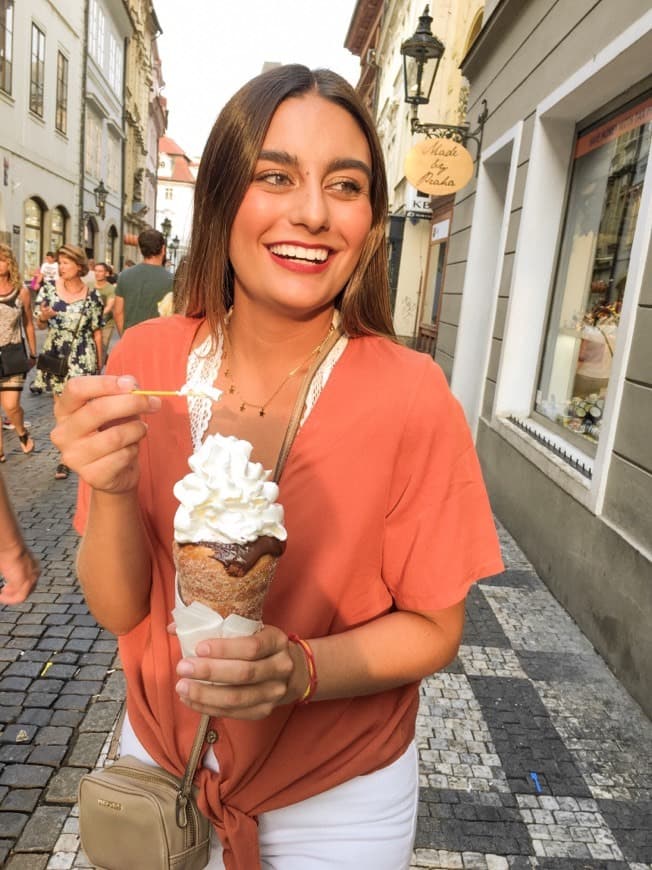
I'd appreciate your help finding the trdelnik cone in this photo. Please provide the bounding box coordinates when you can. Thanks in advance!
[172,433,287,621]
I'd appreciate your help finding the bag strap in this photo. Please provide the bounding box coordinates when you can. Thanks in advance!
[176,319,345,823]
[69,291,89,343]
[273,322,343,483]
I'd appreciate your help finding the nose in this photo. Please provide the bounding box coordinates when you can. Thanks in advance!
[288,178,330,233]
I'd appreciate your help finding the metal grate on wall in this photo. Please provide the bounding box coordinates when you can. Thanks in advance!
[507,415,593,480]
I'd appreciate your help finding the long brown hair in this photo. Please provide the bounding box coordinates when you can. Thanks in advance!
[177,64,395,340]
[0,244,21,291]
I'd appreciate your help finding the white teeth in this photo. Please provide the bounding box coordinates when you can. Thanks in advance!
[269,244,329,263]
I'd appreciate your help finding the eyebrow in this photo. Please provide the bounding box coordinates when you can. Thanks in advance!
[258,150,372,182]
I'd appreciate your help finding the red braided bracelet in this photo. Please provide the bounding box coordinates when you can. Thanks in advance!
[288,633,318,705]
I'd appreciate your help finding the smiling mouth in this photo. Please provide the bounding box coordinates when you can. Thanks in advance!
[268,244,330,264]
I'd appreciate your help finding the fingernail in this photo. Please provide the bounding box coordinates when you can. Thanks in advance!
[175,679,189,696]
[147,396,162,410]
[117,375,137,390]
[195,643,210,656]
[177,660,194,677]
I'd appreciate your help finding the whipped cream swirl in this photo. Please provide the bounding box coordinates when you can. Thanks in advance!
[173,433,287,545]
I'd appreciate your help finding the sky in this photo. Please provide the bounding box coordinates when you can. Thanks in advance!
[154,0,361,158]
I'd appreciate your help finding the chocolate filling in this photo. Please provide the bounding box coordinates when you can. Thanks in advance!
[202,536,286,577]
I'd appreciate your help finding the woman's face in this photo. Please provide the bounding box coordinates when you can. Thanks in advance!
[94,264,108,283]
[228,93,373,319]
[59,255,81,280]
[0,256,9,278]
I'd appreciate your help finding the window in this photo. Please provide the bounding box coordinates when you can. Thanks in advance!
[50,206,66,250]
[107,133,120,191]
[536,94,652,449]
[165,187,173,200]
[85,111,102,178]
[108,34,122,94]
[0,0,13,95]
[29,23,45,117]
[55,51,68,134]
[24,198,43,279]
[89,0,104,65]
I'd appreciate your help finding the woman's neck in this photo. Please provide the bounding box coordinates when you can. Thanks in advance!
[226,304,336,368]
[0,277,13,293]
[62,277,85,294]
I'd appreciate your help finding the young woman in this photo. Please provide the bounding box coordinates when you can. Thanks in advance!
[35,244,103,479]
[52,66,503,869]
[0,244,37,461]
[93,262,116,365]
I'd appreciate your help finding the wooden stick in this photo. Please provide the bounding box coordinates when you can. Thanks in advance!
[131,389,182,397]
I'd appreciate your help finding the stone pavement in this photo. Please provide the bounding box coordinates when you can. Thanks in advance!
[0,380,651,869]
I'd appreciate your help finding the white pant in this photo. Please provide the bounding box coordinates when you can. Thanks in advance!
[121,713,418,869]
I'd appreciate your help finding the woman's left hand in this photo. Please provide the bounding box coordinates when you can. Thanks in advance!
[174,626,306,720]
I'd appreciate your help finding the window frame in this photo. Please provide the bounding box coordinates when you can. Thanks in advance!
[29,22,45,118]
[55,50,68,134]
[533,92,652,458]
[0,0,14,96]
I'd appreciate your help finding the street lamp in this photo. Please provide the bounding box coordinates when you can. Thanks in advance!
[161,217,172,241]
[83,179,108,222]
[401,5,444,109]
[401,6,487,156]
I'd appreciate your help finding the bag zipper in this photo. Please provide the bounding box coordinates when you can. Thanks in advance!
[102,764,200,849]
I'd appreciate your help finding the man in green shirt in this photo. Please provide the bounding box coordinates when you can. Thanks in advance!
[114,230,173,334]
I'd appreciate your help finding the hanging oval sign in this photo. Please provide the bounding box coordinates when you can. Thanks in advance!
[404,137,475,195]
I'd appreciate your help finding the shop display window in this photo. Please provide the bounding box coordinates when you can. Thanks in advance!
[535,93,652,450]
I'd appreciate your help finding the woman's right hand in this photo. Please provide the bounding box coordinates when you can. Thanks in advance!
[50,375,161,494]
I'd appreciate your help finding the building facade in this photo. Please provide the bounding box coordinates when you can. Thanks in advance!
[442,0,652,714]
[346,0,484,348]
[82,0,132,266]
[122,0,166,264]
[0,0,83,278]
[156,135,195,267]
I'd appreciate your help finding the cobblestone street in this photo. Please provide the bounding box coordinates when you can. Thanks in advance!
[0,382,650,869]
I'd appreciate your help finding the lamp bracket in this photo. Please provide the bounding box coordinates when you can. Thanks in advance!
[82,210,103,223]
[410,99,488,174]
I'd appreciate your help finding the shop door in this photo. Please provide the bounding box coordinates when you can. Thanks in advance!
[416,209,452,357]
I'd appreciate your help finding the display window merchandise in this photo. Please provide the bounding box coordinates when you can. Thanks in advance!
[535,93,652,450]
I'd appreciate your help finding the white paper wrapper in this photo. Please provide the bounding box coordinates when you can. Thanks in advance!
[173,574,261,657]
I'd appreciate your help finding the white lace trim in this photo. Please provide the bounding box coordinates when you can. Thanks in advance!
[300,334,348,426]
[187,332,224,451]
[186,321,348,451]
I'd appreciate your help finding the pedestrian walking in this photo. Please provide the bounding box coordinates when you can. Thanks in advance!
[113,229,173,334]
[0,244,37,461]
[94,262,116,365]
[39,251,60,285]
[52,64,503,869]
[0,470,39,604]
[34,244,103,480]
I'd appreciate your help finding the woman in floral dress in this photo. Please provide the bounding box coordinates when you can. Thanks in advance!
[34,244,103,479]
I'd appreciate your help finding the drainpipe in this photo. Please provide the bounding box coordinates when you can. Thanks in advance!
[120,35,128,269]
[78,0,89,246]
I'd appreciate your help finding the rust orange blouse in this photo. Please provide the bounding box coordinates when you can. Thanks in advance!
[74,315,503,869]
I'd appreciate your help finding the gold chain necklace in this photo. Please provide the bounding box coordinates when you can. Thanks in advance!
[223,323,334,417]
